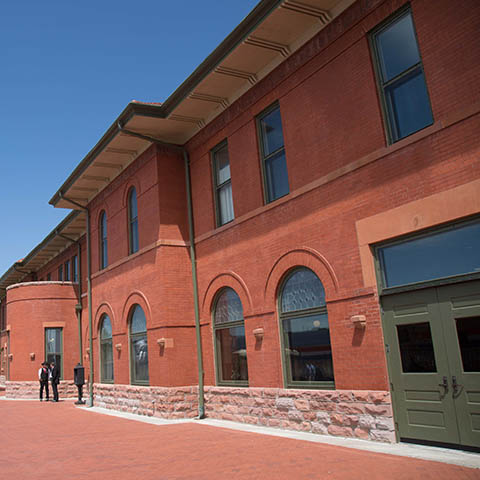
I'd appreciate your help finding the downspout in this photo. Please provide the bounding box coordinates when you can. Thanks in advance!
[117,124,205,418]
[182,148,205,419]
[56,232,83,365]
[59,193,94,407]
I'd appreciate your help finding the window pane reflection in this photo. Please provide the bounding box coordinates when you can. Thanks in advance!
[216,326,248,382]
[380,221,480,288]
[283,314,333,382]
[397,322,437,373]
[456,317,480,372]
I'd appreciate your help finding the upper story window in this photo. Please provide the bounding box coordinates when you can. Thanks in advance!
[64,260,70,281]
[58,265,63,281]
[279,268,334,388]
[212,141,234,226]
[47,273,51,281]
[72,255,78,283]
[257,103,289,203]
[99,211,108,269]
[213,288,248,385]
[0,299,6,331]
[128,187,139,255]
[370,7,433,143]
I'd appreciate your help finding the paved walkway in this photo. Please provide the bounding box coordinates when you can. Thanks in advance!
[1,399,479,479]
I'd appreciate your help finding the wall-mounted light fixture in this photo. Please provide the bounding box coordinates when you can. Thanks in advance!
[8,353,13,360]
[115,343,122,351]
[351,315,367,328]
[30,352,35,360]
[157,338,166,347]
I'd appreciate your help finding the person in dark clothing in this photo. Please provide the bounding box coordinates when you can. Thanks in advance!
[38,362,49,401]
[50,361,60,402]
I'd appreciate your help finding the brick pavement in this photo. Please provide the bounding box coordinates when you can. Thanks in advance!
[1,399,479,480]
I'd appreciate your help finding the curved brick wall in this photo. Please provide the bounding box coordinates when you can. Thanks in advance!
[6,282,79,381]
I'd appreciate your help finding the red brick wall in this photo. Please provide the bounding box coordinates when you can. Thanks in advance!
[6,283,79,381]
[185,0,480,391]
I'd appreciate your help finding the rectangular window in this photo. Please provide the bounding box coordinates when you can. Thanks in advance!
[72,255,78,283]
[212,141,234,226]
[64,260,70,281]
[45,328,62,379]
[377,219,480,288]
[370,8,433,143]
[58,265,63,281]
[47,273,51,281]
[257,103,289,203]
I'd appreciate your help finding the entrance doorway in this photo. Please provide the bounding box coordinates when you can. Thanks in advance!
[382,280,480,449]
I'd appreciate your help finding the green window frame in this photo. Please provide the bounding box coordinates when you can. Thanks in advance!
[370,6,433,143]
[58,265,63,281]
[72,255,78,283]
[45,327,63,380]
[128,187,139,255]
[99,210,108,269]
[256,102,290,204]
[211,140,234,227]
[213,288,248,386]
[129,304,149,385]
[279,268,334,389]
[64,260,70,281]
[100,314,114,384]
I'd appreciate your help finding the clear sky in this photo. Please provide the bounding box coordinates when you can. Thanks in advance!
[0,0,259,275]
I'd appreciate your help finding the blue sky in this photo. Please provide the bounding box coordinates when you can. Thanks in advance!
[0,1,258,275]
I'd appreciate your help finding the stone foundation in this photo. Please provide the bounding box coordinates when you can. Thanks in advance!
[204,387,395,443]
[5,381,88,400]
[93,384,198,419]
[94,384,395,443]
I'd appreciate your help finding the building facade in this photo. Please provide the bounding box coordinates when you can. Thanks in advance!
[1,0,479,449]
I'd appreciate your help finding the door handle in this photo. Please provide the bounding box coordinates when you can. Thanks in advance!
[452,376,463,397]
[438,376,448,395]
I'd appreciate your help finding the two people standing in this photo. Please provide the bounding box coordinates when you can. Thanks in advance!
[38,361,60,402]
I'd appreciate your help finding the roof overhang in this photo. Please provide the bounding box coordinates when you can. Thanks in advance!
[0,211,86,297]
[50,0,355,209]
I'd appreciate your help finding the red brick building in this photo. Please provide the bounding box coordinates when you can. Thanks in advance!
[1,0,479,449]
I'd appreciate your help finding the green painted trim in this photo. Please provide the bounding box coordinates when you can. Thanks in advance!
[369,4,434,144]
[212,288,249,387]
[277,268,335,390]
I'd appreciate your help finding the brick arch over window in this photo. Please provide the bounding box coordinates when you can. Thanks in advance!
[121,177,141,208]
[93,302,116,338]
[121,291,152,328]
[264,247,339,310]
[202,271,253,320]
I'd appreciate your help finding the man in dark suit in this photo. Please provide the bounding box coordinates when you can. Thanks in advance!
[50,361,60,402]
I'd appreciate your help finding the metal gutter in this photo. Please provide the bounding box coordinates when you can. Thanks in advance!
[183,148,205,418]
[59,194,93,407]
[49,0,283,208]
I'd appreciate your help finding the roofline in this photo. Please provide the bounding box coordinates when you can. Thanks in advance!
[49,0,283,207]
[0,210,82,287]
[161,0,283,116]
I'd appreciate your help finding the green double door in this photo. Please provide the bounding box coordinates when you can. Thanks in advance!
[382,280,480,449]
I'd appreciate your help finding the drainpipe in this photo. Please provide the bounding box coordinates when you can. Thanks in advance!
[59,193,94,407]
[117,124,206,418]
[182,149,205,419]
[56,231,83,365]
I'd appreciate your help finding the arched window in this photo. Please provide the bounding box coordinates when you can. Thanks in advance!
[279,268,334,388]
[129,304,149,385]
[100,315,114,383]
[99,211,108,269]
[128,187,139,254]
[213,288,248,385]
